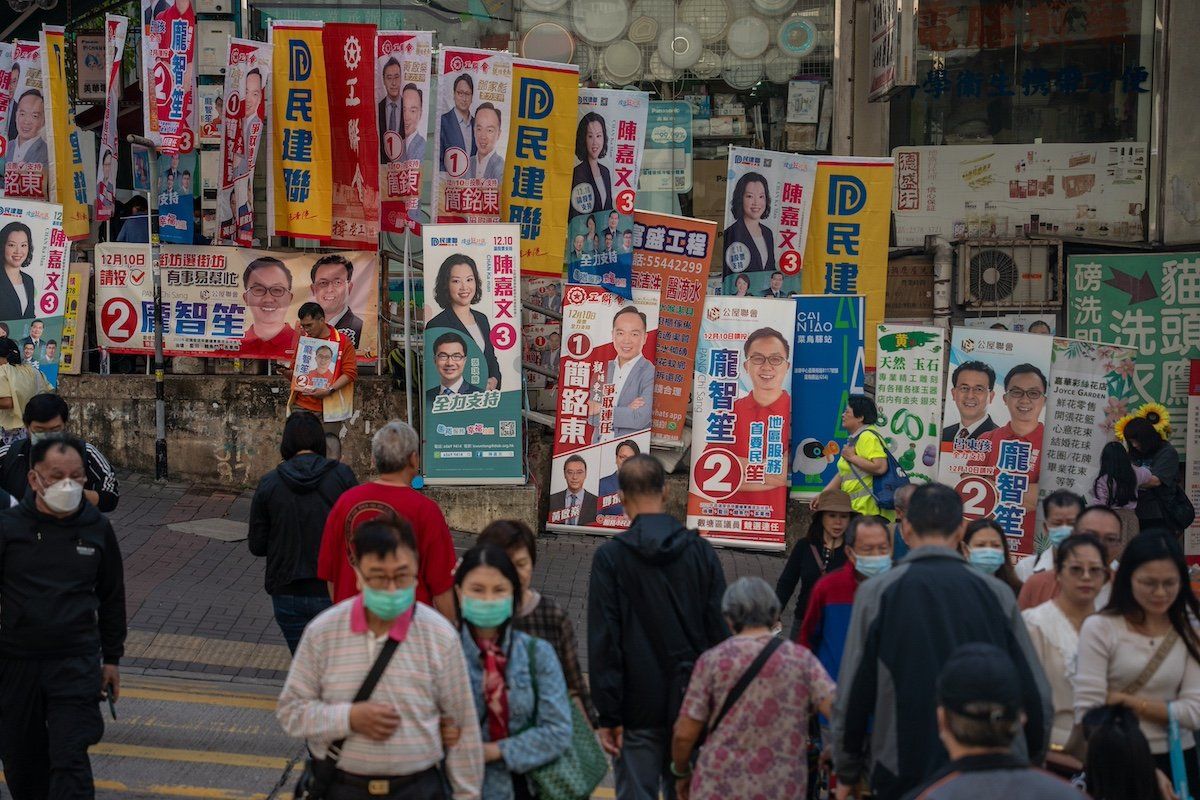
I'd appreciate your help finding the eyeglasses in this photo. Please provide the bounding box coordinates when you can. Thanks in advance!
[247,284,290,299]
[1005,388,1045,401]
[746,354,787,366]
[954,385,990,395]
[313,278,347,291]
[1064,565,1107,579]
[1135,578,1181,594]
[362,575,410,590]
[435,352,466,362]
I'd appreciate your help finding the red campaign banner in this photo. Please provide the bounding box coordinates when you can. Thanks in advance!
[141,0,197,155]
[324,23,380,248]
[217,38,270,247]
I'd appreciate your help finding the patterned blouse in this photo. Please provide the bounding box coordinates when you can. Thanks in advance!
[514,592,596,723]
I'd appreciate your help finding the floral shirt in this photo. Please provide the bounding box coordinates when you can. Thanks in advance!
[681,635,835,800]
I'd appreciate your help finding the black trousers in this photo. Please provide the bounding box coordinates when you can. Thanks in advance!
[1154,747,1200,796]
[0,655,104,800]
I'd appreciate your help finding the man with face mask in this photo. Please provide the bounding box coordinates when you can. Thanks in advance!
[0,434,127,798]
[1014,490,1084,583]
[0,393,120,511]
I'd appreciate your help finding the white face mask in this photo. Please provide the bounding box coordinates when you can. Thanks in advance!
[39,476,83,513]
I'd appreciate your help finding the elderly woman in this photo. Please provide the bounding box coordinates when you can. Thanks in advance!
[670,577,834,800]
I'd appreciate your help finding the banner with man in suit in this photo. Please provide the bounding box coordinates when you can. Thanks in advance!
[377,31,431,234]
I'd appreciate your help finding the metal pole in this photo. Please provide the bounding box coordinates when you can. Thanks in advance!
[126,134,168,480]
[402,227,414,429]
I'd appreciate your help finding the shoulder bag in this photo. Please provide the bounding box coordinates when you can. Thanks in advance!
[708,637,784,735]
[293,635,402,800]
[846,429,911,511]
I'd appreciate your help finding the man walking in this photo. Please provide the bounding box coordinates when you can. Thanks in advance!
[286,302,358,434]
[588,454,727,800]
[0,434,126,799]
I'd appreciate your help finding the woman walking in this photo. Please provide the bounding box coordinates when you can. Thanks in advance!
[775,487,855,638]
[813,395,896,521]
[1124,418,1186,536]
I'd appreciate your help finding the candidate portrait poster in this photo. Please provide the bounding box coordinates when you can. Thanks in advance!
[156,151,196,244]
[377,31,432,234]
[421,224,523,485]
[217,38,270,247]
[565,88,648,301]
[141,0,197,156]
[94,244,379,361]
[432,47,512,225]
[40,26,90,240]
[721,148,816,298]
[875,323,945,485]
[325,23,379,248]
[686,296,795,550]
[548,283,659,534]
[0,199,68,389]
[4,42,46,200]
[0,43,14,172]
[939,328,1053,557]
[95,15,129,224]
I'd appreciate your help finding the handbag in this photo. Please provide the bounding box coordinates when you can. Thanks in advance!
[293,636,402,800]
[523,638,609,800]
[1156,483,1197,532]
[846,429,911,511]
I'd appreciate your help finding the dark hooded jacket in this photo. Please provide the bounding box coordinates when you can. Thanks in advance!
[587,512,728,730]
[248,453,357,595]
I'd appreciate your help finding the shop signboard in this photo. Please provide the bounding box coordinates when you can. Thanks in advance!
[377,31,432,234]
[75,33,107,102]
[324,23,380,248]
[875,324,945,485]
[868,0,916,101]
[59,262,90,376]
[96,16,129,224]
[0,199,68,388]
[216,38,270,247]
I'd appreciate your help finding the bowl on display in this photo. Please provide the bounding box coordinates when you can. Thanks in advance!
[573,0,632,45]
[691,48,722,78]
[520,22,575,63]
[657,22,703,69]
[763,47,799,83]
[679,0,729,44]
[726,15,770,59]
[721,50,763,89]
[603,39,644,83]
[777,14,817,56]
[750,0,795,15]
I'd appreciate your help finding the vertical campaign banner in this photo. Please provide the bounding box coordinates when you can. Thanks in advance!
[801,157,894,368]
[1186,361,1200,564]
[59,262,90,376]
[269,21,333,241]
[420,224,524,484]
[0,199,68,388]
[156,151,196,244]
[324,23,380,248]
[40,27,89,241]
[0,43,13,168]
[432,47,513,225]
[632,210,714,447]
[96,15,129,224]
[377,31,432,234]
[566,89,648,300]
[3,42,46,200]
[875,324,945,485]
[721,148,816,297]
[217,39,270,247]
[790,296,866,498]
[502,58,578,278]
[641,101,692,194]
[939,328,1053,558]
[686,297,795,550]
[141,0,197,155]
[548,284,659,534]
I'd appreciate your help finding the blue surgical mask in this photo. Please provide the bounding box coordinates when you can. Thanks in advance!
[462,596,513,628]
[361,584,415,621]
[855,554,892,578]
[1048,525,1073,548]
[968,548,1006,575]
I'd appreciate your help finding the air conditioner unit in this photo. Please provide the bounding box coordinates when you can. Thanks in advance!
[954,240,1061,310]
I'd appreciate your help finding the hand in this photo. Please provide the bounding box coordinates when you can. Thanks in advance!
[483,742,503,763]
[101,664,120,701]
[440,716,461,749]
[835,783,861,800]
[1157,768,1180,800]
[675,777,691,800]
[629,397,646,410]
[598,726,623,756]
[302,386,330,398]
[819,745,832,769]
[349,701,400,741]
[842,444,856,463]
[486,377,498,391]
[810,494,821,511]
[1107,691,1131,709]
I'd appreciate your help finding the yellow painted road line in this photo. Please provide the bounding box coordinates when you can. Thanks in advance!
[89,743,289,770]
[119,686,278,711]
[591,789,616,798]
[7,777,268,800]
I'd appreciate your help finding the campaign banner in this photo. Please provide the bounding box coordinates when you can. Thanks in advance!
[131,144,151,192]
[432,47,513,225]
[641,101,692,194]
[0,43,14,167]
[198,84,222,144]
[59,262,90,376]
[1187,361,1200,564]
[96,16,129,224]
[801,157,894,368]
[632,210,714,447]
[502,58,578,278]
[790,296,867,498]
[721,147,816,298]
[686,296,796,550]
[141,0,197,155]
[324,23,379,248]
[938,328,1053,557]
[4,42,46,200]
[0,199,68,389]
[217,38,270,247]
[548,283,659,534]
[377,31,432,234]
[875,323,945,485]
[40,27,89,241]
[268,21,333,241]
[94,244,380,361]
[565,89,648,300]
[157,151,195,244]
[421,224,523,485]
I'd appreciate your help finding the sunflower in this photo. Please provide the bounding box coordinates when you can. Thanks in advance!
[1114,413,1136,442]
[1135,402,1172,438]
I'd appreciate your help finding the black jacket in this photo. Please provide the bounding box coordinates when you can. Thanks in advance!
[248,454,357,595]
[0,437,121,512]
[588,513,728,730]
[0,493,126,663]
[776,538,849,635]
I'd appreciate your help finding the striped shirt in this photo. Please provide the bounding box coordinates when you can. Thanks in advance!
[277,598,484,799]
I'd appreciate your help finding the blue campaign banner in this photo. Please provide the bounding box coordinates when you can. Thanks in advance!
[789,295,865,498]
[157,151,196,244]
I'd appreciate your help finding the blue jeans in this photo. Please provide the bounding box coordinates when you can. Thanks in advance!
[272,594,332,654]
[614,727,676,800]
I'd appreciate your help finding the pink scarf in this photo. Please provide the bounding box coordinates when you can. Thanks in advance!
[476,637,510,741]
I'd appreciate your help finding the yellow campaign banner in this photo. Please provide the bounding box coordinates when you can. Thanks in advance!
[269,21,332,240]
[802,157,894,368]
[40,27,89,240]
[502,59,579,277]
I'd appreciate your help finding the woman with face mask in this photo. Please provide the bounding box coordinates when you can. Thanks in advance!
[456,543,571,799]
[962,519,1023,596]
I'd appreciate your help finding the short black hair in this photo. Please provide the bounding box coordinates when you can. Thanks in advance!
[0,222,34,270]
[952,360,996,390]
[30,433,85,468]
[618,453,664,498]
[615,439,640,458]
[353,510,418,562]
[455,543,523,626]
[311,253,353,283]
[23,393,69,427]
[474,101,501,127]
[846,395,879,426]
[729,172,771,221]
[280,410,327,459]
[906,483,963,538]
[383,57,401,73]
[564,454,587,473]
[453,73,473,93]
[433,331,467,355]
[1004,363,1047,392]
[477,519,538,565]
[402,82,422,102]
[243,256,292,291]
[246,67,262,85]
[612,306,646,329]
[434,254,481,309]
[315,344,333,358]
[743,327,790,357]
[297,301,324,320]
[1042,489,1084,517]
[575,112,608,161]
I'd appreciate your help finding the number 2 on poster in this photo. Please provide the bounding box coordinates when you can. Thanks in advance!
[694,448,743,501]
[957,476,997,518]
[101,297,137,343]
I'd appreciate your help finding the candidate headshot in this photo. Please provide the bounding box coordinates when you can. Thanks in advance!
[942,360,998,443]
[426,253,500,390]
[426,331,481,404]
[570,112,612,218]
[466,102,503,182]
[401,83,426,163]
[549,454,597,526]
[597,438,640,519]
[761,271,785,298]
[8,90,48,175]
[0,221,37,320]
[304,344,335,385]
[723,171,776,274]
[238,256,294,356]
[378,57,404,162]
[589,306,653,442]
[310,254,361,348]
[438,73,476,172]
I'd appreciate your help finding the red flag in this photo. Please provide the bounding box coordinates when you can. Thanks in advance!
[323,23,380,248]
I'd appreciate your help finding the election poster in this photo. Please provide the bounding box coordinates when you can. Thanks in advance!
[420,225,523,484]
[938,328,1053,558]
[686,296,796,550]
[432,47,513,225]
[790,296,867,499]
[292,335,341,392]
[721,147,816,298]
[96,15,129,224]
[324,23,379,248]
[875,323,945,485]
[4,42,46,200]
[0,199,68,389]
[377,31,432,234]
[1068,252,1200,452]
[0,43,14,171]
[502,58,578,278]
[217,39,270,247]
[268,21,332,241]
[801,156,894,368]
[963,313,1057,335]
[641,101,692,194]
[94,244,380,361]
[198,84,222,144]
[565,89,648,300]
[39,27,89,241]
[141,0,197,155]
[632,210,714,447]
[156,151,196,244]
[59,262,90,376]
[548,284,660,534]
[131,144,151,191]
[1187,362,1200,564]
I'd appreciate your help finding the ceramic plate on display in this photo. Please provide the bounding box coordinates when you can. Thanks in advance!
[627,15,659,44]
[573,0,632,44]
[777,15,816,56]
[692,47,722,78]
[726,15,770,58]
[648,50,678,81]
[657,23,703,69]
[763,47,798,83]
[721,50,763,89]
[750,0,795,15]
[523,0,568,11]
[572,42,596,80]
[520,22,576,63]
[631,0,674,42]
[679,0,729,44]
[603,39,644,82]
